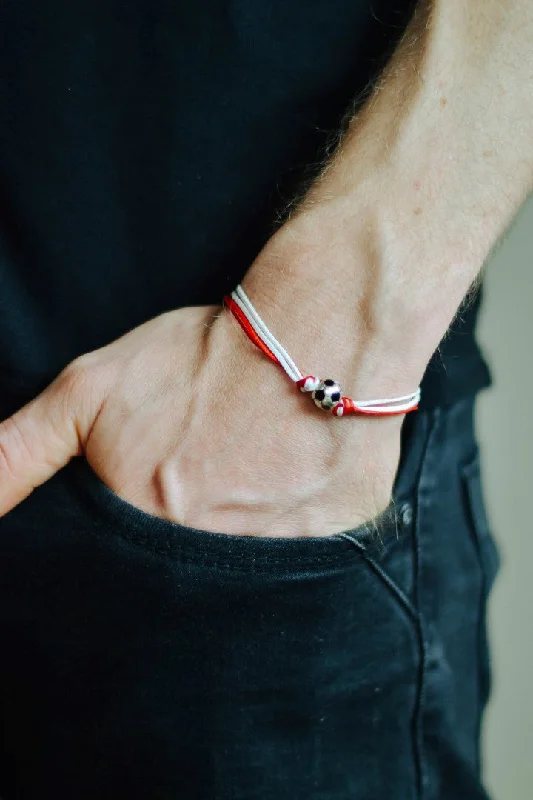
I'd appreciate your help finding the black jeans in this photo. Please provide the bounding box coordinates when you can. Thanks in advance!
[0,394,500,799]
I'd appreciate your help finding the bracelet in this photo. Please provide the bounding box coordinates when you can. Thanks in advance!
[222,285,421,417]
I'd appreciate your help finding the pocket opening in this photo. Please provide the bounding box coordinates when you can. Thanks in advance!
[64,456,372,573]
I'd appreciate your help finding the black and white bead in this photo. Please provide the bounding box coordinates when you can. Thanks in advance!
[312,379,342,411]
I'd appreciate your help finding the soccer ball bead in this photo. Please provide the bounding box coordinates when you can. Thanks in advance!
[312,379,342,410]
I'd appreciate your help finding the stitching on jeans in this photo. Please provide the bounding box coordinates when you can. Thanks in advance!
[111,521,365,567]
[411,406,442,800]
[68,459,385,571]
[80,509,367,571]
[337,532,367,550]
[350,543,418,623]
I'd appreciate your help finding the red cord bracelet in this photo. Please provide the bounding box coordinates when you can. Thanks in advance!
[223,285,421,417]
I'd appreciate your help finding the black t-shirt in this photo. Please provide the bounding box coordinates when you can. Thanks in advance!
[0,0,491,420]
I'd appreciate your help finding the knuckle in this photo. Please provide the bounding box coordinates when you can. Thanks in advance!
[56,354,106,404]
[60,354,94,386]
[53,365,89,419]
[0,416,31,480]
[54,354,112,435]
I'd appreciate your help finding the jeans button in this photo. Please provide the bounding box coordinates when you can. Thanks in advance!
[399,502,413,527]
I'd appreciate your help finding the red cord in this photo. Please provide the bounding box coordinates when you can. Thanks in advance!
[224,296,278,364]
[223,294,419,417]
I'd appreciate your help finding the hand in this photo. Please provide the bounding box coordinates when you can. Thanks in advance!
[0,302,403,538]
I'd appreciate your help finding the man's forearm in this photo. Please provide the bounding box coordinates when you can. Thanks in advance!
[239,0,533,398]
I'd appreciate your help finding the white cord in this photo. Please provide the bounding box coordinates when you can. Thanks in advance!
[230,285,421,414]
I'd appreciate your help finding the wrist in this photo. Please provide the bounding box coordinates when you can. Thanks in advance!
[240,206,434,400]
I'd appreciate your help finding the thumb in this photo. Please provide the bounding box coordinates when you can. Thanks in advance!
[0,359,101,516]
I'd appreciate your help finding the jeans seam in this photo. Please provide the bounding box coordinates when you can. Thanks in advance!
[338,532,418,623]
[412,406,442,800]
[461,455,499,780]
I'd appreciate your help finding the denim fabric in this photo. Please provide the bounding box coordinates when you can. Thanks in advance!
[0,394,500,799]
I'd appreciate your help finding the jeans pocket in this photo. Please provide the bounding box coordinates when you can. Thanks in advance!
[0,457,423,799]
